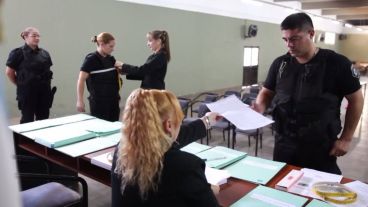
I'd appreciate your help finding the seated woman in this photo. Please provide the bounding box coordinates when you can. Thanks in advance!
[111,89,220,207]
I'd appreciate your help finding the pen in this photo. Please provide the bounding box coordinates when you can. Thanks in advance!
[202,156,227,162]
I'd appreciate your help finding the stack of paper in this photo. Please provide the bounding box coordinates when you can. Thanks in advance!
[195,146,247,169]
[180,142,212,154]
[230,185,308,207]
[9,113,94,133]
[206,95,274,130]
[91,151,114,170]
[205,167,231,186]
[27,124,96,148]
[224,156,286,185]
[56,132,121,157]
[306,199,335,207]
[288,168,343,199]
[332,181,368,207]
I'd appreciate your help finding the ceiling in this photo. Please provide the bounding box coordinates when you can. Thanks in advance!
[273,0,368,27]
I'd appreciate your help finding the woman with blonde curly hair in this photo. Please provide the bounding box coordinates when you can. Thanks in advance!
[111,89,220,206]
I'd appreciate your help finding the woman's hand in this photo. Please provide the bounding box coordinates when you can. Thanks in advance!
[115,60,123,69]
[76,100,85,112]
[201,112,222,129]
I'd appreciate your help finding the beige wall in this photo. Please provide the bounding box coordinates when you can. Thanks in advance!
[1,0,343,118]
[338,34,368,62]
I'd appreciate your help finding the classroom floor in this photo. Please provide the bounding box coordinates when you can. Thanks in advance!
[82,87,368,207]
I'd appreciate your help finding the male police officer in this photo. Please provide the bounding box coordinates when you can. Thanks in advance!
[253,13,363,174]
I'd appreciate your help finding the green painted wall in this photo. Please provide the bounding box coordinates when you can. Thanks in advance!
[1,0,341,118]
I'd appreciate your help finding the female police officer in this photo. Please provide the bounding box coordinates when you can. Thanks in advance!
[76,32,121,122]
[6,27,54,124]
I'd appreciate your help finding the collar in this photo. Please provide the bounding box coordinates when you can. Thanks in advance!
[23,44,40,53]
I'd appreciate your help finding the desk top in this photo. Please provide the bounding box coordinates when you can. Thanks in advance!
[13,131,354,207]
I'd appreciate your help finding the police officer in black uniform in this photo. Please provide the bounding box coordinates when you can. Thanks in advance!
[6,27,54,124]
[253,13,364,174]
[77,32,121,122]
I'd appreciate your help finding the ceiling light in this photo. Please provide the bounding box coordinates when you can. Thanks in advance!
[345,23,353,28]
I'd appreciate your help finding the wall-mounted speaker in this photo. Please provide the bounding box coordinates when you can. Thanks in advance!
[338,34,347,40]
[244,24,258,38]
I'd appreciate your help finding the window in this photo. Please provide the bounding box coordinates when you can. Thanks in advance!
[324,32,335,45]
[243,47,259,66]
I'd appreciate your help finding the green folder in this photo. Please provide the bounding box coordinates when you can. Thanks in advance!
[306,199,335,207]
[230,185,308,207]
[225,156,286,185]
[195,146,247,169]
[180,142,212,154]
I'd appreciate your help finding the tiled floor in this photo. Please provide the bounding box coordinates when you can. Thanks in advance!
[82,87,368,207]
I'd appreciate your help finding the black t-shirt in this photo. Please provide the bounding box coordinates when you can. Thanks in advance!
[264,48,361,100]
[6,44,53,71]
[81,51,119,98]
[81,51,116,73]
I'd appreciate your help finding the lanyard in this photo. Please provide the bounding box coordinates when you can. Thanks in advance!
[312,182,357,204]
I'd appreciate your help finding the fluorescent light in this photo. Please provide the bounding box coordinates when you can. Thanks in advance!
[345,23,353,28]
[332,20,340,25]
[241,0,263,7]
[357,28,363,32]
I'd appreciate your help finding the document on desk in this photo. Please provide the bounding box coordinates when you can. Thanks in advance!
[205,167,230,186]
[56,132,121,157]
[225,155,286,185]
[195,146,247,169]
[306,199,334,207]
[70,119,122,136]
[91,151,114,171]
[9,113,95,133]
[206,95,273,130]
[180,142,212,154]
[28,124,96,148]
[330,181,368,207]
[288,168,343,199]
[230,185,308,207]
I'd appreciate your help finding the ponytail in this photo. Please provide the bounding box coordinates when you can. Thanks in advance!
[149,30,171,62]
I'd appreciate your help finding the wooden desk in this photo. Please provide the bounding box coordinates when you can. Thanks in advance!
[13,132,353,207]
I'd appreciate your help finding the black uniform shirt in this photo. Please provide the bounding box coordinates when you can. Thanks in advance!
[6,44,53,71]
[264,48,361,101]
[81,51,120,98]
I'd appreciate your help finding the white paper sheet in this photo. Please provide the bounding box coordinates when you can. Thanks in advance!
[206,95,273,130]
[330,181,368,207]
[205,167,230,186]
[288,168,343,199]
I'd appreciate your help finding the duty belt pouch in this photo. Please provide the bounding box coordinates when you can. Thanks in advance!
[49,86,57,108]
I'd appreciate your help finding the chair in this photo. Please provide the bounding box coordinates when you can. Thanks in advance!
[223,90,241,98]
[232,127,263,156]
[177,97,191,118]
[20,173,88,207]
[17,155,88,207]
[190,92,219,117]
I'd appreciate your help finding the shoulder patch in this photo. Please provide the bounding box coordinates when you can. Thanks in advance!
[351,64,360,79]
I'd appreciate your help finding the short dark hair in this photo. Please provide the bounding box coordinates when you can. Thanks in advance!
[281,12,314,31]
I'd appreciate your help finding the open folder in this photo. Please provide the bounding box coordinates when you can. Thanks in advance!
[206,95,273,130]
[195,146,247,169]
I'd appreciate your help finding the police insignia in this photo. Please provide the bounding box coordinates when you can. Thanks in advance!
[351,64,360,78]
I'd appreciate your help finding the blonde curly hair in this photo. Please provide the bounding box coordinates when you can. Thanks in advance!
[115,89,184,199]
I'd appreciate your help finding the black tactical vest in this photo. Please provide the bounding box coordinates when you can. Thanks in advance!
[272,50,342,143]
[86,54,120,99]
[16,46,53,86]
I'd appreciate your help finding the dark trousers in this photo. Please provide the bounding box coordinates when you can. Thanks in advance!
[89,96,120,122]
[18,84,51,124]
[273,134,341,174]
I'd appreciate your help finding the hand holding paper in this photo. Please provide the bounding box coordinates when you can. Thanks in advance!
[206,95,273,130]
